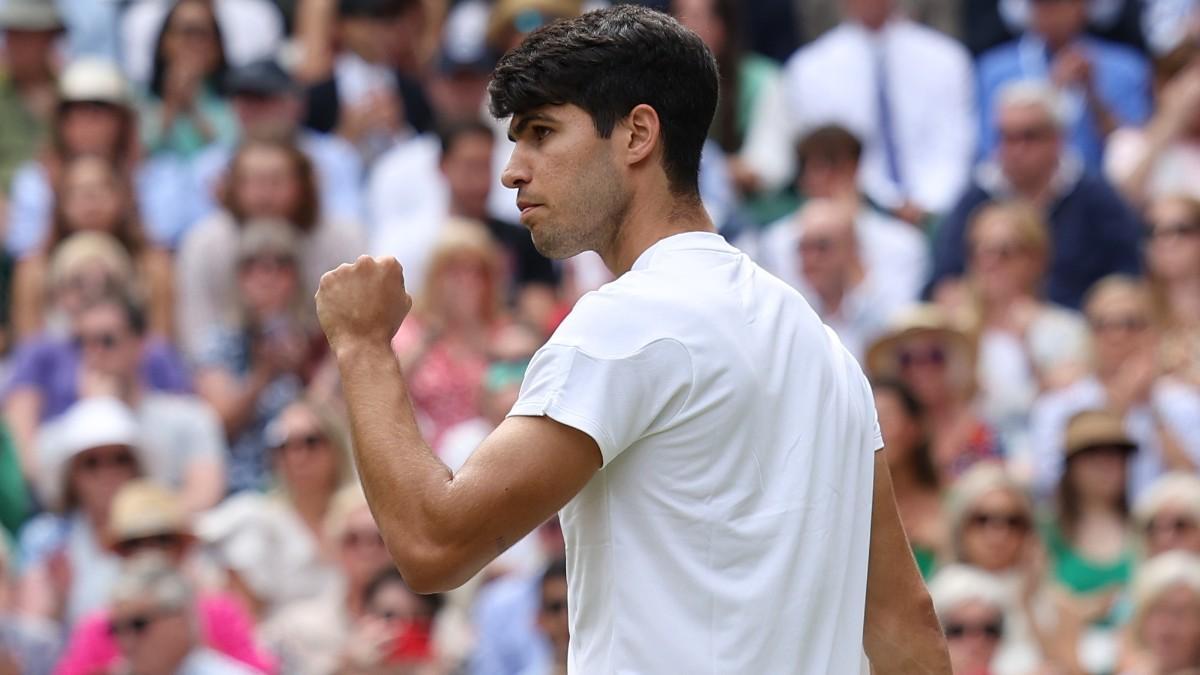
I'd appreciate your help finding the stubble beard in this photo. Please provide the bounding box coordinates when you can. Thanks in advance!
[529,154,630,261]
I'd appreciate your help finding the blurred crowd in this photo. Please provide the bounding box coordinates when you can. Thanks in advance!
[0,0,1198,673]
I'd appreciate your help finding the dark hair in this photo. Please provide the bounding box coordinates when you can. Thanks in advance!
[797,125,863,173]
[1153,41,1200,90]
[363,567,443,616]
[489,5,719,197]
[1056,451,1130,542]
[80,289,148,337]
[870,378,940,491]
[149,0,230,99]
[671,0,745,153]
[50,155,149,257]
[438,119,494,157]
[222,137,320,231]
[541,556,567,586]
[338,0,417,19]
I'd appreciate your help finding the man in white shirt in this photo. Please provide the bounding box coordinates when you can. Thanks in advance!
[740,0,975,223]
[315,6,949,674]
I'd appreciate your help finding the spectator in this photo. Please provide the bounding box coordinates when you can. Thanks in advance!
[873,378,945,579]
[519,558,568,675]
[54,480,276,675]
[1028,276,1200,500]
[1133,472,1200,558]
[1045,410,1136,616]
[390,224,515,447]
[944,463,1082,674]
[0,536,58,675]
[120,0,285,88]
[2,292,191,481]
[740,0,976,224]
[1119,551,1200,675]
[10,155,175,341]
[340,568,442,675]
[16,397,151,626]
[105,552,264,674]
[139,0,238,160]
[950,200,1090,470]
[929,81,1143,310]
[194,220,326,493]
[1105,43,1200,207]
[0,421,29,541]
[0,0,62,196]
[427,0,496,125]
[6,58,198,258]
[754,125,929,316]
[866,305,1002,481]
[976,0,1151,171]
[176,136,364,359]
[927,565,1010,675]
[259,485,394,675]
[1144,195,1200,387]
[191,59,364,226]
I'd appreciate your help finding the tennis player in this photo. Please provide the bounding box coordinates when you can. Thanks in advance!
[315,6,949,673]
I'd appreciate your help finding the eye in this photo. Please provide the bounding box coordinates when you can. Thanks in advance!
[533,126,552,141]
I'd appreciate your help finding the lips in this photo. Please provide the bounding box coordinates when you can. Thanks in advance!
[517,199,543,222]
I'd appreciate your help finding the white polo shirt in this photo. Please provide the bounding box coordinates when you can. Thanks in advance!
[510,231,882,674]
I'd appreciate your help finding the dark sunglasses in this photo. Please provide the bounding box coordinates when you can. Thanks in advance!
[78,449,136,472]
[798,237,835,254]
[898,346,946,370]
[342,529,385,550]
[541,599,567,615]
[971,240,1027,260]
[1089,315,1149,334]
[240,254,296,272]
[1148,221,1200,240]
[967,511,1030,532]
[998,126,1054,144]
[114,534,187,558]
[272,432,326,454]
[1146,515,1198,537]
[72,330,123,351]
[107,610,174,638]
[943,619,1003,640]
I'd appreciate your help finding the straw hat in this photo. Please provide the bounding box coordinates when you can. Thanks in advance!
[237,219,301,264]
[486,0,583,49]
[106,480,193,548]
[1062,409,1136,459]
[864,304,975,378]
[0,0,63,31]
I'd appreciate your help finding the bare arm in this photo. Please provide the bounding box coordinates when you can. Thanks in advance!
[864,450,951,675]
[319,256,601,593]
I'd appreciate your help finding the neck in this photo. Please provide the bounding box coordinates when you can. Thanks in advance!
[600,192,715,276]
[1166,279,1200,325]
[1079,494,1123,518]
[292,487,333,535]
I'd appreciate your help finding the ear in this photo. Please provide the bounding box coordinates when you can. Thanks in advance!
[620,103,662,168]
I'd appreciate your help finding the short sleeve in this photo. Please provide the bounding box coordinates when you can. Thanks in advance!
[508,339,693,466]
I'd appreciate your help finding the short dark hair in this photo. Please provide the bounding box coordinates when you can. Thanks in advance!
[541,556,567,586]
[488,5,718,197]
[797,125,863,171]
[81,290,148,337]
[363,567,444,616]
[439,119,494,157]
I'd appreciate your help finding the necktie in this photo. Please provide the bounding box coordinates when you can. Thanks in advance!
[874,38,906,196]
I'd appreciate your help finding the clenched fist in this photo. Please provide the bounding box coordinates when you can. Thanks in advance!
[316,255,413,353]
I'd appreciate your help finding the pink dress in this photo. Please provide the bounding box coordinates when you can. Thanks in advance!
[53,592,277,675]
[392,320,490,447]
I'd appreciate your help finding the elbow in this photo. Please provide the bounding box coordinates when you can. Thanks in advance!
[390,539,475,595]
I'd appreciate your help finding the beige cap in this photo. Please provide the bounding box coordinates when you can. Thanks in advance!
[864,304,974,378]
[107,480,192,546]
[1064,409,1136,458]
[237,219,300,263]
[0,0,63,31]
[59,58,130,106]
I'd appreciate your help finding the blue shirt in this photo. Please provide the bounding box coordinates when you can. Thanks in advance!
[977,35,1151,170]
[469,575,551,675]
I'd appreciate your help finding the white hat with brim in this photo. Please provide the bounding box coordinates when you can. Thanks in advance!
[58,58,131,106]
[0,0,64,31]
[37,397,144,512]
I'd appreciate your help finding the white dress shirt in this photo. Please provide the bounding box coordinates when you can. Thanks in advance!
[740,19,976,213]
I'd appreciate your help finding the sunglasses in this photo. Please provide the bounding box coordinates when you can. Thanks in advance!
[798,237,835,255]
[72,330,124,351]
[943,619,1003,641]
[240,254,296,272]
[971,240,1027,261]
[78,449,136,473]
[1148,221,1200,241]
[272,432,326,454]
[114,534,186,558]
[898,346,946,370]
[1089,315,1149,334]
[541,599,567,615]
[342,529,385,550]
[1146,515,1198,537]
[107,610,175,638]
[967,511,1030,532]
[998,126,1055,145]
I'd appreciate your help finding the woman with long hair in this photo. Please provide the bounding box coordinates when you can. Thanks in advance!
[10,155,174,340]
[1144,194,1200,387]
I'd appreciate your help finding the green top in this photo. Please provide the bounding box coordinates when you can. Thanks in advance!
[913,544,938,580]
[0,76,47,195]
[139,87,239,159]
[1044,521,1135,596]
[735,54,779,141]
[0,423,30,539]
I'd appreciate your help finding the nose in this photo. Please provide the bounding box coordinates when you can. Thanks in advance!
[501,145,531,190]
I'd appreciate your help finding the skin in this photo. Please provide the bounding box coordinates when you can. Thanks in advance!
[961,488,1031,573]
[232,94,303,139]
[59,104,125,158]
[1146,197,1200,285]
[60,158,125,236]
[538,576,570,671]
[996,104,1063,200]
[797,200,863,314]
[1029,0,1088,52]
[1145,504,1200,556]
[442,132,494,222]
[232,146,302,221]
[942,601,1004,675]
[315,100,948,672]
[111,598,192,675]
[1140,586,1200,673]
[968,212,1042,305]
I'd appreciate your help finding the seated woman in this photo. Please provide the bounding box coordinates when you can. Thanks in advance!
[951,201,1090,471]
[872,378,945,578]
[194,221,327,493]
[10,155,174,342]
[177,136,364,359]
[944,463,1083,675]
[339,568,444,675]
[1117,551,1200,674]
[928,565,1012,675]
[391,223,520,447]
[1145,194,1200,388]
[866,304,1002,482]
[1133,472,1200,559]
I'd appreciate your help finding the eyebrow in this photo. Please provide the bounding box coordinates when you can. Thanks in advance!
[507,112,553,142]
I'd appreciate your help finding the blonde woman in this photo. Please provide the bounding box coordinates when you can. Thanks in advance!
[1144,194,1200,387]
[1134,473,1200,559]
[1119,552,1200,674]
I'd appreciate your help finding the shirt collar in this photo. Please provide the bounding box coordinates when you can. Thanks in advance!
[629,231,733,272]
